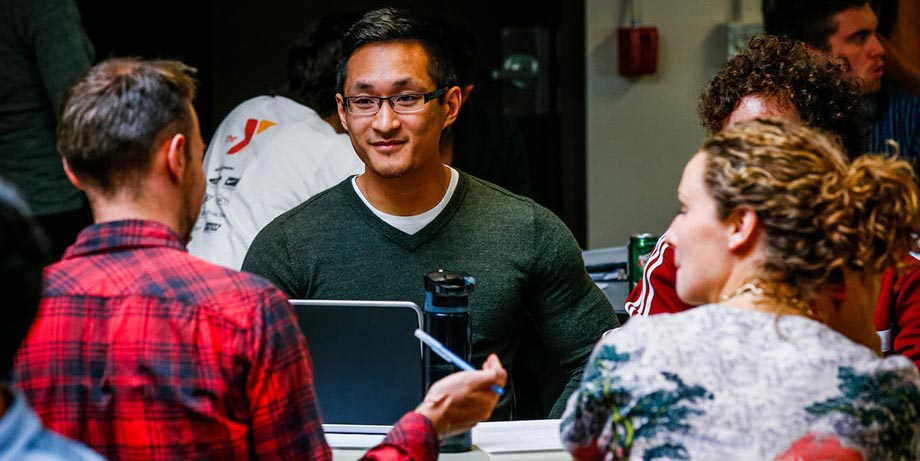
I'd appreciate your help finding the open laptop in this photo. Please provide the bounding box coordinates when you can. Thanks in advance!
[289,299,424,432]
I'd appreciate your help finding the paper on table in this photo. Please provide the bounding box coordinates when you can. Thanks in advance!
[325,433,386,449]
[472,419,563,453]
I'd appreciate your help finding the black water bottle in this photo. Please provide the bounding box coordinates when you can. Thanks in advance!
[423,269,474,452]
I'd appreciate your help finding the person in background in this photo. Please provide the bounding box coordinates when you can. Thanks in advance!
[763,0,919,173]
[0,0,94,260]
[13,57,506,461]
[626,35,868,317]
[432,18,533,198]
[243,7,617,420]
[562,119,920,460]
[627,35,920,370]
[0,179,105,461]
[187,13,364,270]
[873,0,920,95]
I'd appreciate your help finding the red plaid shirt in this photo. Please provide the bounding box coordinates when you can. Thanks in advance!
[14,219,436,461]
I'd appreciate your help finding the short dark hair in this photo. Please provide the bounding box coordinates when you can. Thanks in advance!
[763,0,869,50]
[698,35,869,158]
[0,179,49,381]
[58,58,197,193]
[284,12,360,117]
[336,8,458,94]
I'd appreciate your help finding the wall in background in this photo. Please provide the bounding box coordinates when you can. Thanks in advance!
[585,0,761,248]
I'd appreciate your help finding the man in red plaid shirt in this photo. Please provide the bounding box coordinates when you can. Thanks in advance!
[13,57,506,461]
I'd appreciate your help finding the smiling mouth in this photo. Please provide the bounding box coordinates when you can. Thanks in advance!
[369,140,407,153]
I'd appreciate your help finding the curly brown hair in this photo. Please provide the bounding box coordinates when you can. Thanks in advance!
[699,35,869,158]
[702,119,920,306]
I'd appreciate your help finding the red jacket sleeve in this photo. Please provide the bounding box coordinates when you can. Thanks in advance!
[876,259,920,370]
[624,236,695,317]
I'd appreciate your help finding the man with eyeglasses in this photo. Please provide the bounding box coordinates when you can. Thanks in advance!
[243,7,618,420]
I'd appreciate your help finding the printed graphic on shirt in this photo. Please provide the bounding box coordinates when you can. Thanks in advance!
[805,367,920,460]
[564,345,713,460]
[227,118,277,155]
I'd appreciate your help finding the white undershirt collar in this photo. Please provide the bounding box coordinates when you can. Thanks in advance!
[352,167,459,235]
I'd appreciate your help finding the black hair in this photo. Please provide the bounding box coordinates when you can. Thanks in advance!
[763,0,870,50]
[0,179,49,381]
[284,12,360,117]
[336,8,458,94]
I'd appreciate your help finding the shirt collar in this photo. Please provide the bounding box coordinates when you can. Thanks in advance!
[0,388,43,461]
[63,219,187,259]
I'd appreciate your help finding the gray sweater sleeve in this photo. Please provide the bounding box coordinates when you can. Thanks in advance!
[525,204,619,417]
[242,219,303,299]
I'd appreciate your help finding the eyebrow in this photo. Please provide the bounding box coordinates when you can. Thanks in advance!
[350,78,419,92]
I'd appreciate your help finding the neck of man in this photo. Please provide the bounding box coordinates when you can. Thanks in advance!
[323,113,347,134]
[439,127,455,166]
[356,161,452,216]
[86,185,188,240]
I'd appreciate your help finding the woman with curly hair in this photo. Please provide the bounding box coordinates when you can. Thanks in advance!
[562,119,920,460]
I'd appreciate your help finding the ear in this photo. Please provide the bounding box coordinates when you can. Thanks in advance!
[164,133,187,183]
[441,86,463,129]
[61,158,84,190]
[726,206,758,252]
[336,93,350,132]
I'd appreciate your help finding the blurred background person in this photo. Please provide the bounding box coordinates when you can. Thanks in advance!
[0,0,94,260]
[187,13,364,269]
[562,120,920,459]
[0,179,104,461]
[626,35,869,317]
[763,0,919,176]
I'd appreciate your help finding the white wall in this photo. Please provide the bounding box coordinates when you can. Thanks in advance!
[585,0,761,248]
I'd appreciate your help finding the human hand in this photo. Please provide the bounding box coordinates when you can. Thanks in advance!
[414,354,507,438]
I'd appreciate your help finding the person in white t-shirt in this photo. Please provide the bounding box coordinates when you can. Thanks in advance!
[188,13,363,269]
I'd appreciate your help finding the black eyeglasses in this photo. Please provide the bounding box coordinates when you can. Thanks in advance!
[342,88,447,115]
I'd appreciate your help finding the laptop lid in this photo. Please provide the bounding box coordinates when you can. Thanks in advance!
[289,299,424,428]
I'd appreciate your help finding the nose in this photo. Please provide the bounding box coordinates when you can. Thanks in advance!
[662,226,677,248]
[868,33,885,58]
[371,100,401,134]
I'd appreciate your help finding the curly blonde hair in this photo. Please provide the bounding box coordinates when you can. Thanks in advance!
[702,119,920,305]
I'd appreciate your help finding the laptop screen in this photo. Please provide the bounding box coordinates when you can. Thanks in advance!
[289,300,424,426]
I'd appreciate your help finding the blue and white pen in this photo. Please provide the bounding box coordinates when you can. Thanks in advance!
[414,329,504,396]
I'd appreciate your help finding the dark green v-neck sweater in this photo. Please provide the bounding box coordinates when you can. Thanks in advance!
[242,172,618,419]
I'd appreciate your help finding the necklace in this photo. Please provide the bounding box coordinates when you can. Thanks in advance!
[721,282,763,301]
[721,282,820,319]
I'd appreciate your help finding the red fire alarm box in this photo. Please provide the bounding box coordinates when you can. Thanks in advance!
[618,26,658,77]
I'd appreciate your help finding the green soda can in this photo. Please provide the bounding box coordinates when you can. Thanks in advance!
[628,233,658,290]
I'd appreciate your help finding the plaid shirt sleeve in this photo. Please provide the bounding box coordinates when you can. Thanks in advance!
[361,412,438,461]
[247,287,332,461]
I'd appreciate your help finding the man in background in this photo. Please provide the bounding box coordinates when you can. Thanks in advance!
[626,35,868,317]
[188,13,364,269]
[0,0,94,260]
[243,8,616,420]
[764,0,919,170]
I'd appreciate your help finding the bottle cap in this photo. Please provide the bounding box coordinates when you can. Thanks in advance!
[424,270,475,297]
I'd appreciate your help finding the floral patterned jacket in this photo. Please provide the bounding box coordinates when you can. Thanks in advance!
[560,304,920,460]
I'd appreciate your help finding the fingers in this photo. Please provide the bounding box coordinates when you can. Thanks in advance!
[479,354,508,387]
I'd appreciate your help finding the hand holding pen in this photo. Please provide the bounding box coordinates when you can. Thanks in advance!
[413,329,507,438]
